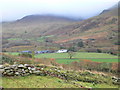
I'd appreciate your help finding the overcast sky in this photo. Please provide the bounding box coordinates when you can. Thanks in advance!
[0,0,119,21]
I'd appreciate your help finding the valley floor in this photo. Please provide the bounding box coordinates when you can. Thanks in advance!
[6,52,119,64]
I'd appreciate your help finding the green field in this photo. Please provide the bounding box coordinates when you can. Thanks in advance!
[6,52,119,64]
[55,58,118,64]
[2,75,77,88]
[35,52,118,58]
[35,52,119,63]
[56,58,80,64]
[2,75,118,88]
[28,35,54,42]
[74,81,118,88]
[6,52,20,55]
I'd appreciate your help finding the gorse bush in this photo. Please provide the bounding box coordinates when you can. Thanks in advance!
[2,55,15,64]
[1,53,60,66]
[19,53,32,58]
[63,60,119,75]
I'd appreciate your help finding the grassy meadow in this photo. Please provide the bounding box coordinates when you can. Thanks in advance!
[2,75,118,88]
[2,75,77,88]
[6,52,118,64]
[35,52,118,58]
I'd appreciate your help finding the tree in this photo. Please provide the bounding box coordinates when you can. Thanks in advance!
[68,51,75,59]
[60,46,66,49]
[97,49,102,53]
[68,47,76,52]
[77,41,84,47]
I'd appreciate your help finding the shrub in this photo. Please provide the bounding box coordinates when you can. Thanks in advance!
[2,55,15,64]
[68,51,76,59]
[19,53,32,58]
[68,47,76,52]
[97,49,102,53]
[77,41,84,47]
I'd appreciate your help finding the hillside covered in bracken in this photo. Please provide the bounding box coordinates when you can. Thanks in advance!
[1,4,119,55]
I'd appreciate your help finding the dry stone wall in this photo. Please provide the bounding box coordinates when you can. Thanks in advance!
[0,64,49,76]
[0,64,119,85]
[0,64,67,78]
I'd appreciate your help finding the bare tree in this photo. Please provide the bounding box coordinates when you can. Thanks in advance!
[68,51,75,59]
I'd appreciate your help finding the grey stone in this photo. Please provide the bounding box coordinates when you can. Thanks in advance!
[25,69,29,72]
[10,69,13,72]
[28,67,31,70]
[18,69,22,73]
[20,65,24,68]
[7,72,14,76]
[112,76,118,80]
[24,64,29,67]
[31,68,36,71]
[33,71,41,74]
[0,65,3,69]
[23,71,26,74]
[18,64,24,68]
[24,73,30,76]
[4,67,10,70]
[0,69,4,74]
[10,65,17,68]
[22,69,25,71]
[5,70,10,73]
[14,67,18,70]
[29,71,32,73]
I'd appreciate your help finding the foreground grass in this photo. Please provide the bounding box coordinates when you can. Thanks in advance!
[2,75,78,88]
[74,81,118,88]
[2,75,118,88]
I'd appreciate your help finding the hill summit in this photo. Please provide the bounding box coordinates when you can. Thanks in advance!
[16,15,82,23]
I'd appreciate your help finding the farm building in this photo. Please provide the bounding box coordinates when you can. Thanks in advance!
[20,51,32,53]
[35,50,55,54]
[57,49,68,53]
[35,51,43,54]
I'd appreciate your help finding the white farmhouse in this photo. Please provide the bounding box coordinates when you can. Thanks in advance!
[57,49,68,53]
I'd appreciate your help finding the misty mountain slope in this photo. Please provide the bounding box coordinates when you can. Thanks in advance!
[47,7,118,52]
[2,4,119,52]
[52,7,118,41]
[2,15,78,38]
[1,15,81,50]
[16,15,79,22]
[100,3,118,16]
